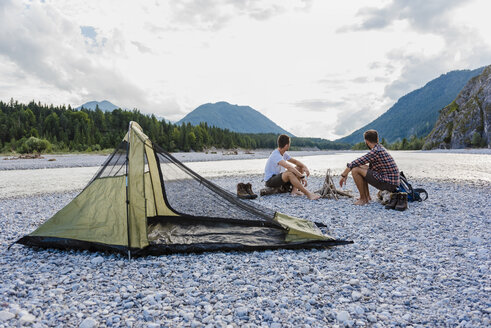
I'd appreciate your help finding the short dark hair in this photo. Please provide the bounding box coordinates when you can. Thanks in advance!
[363,130,379,143]
[277,134,290,148]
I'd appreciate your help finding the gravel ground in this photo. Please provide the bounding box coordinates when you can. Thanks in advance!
[1,172,490,327]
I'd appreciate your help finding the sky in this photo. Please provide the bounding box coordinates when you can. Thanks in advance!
[0,0,490,140]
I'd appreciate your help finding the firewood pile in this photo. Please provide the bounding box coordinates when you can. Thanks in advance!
[316,169,353,199]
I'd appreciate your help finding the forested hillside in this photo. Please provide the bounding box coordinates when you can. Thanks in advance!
[0,100,349,153]
[337,67,485,144]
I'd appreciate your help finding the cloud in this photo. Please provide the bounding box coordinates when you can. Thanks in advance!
[131,41,152,54]
[161,0,312,31]
[0,0,148,110]
[382,24,491,101]
[293,99,345,112]
[318,77,345,87]
[334,106,375,136]
[351,76,369,83]
[338,0,491,102]
[340,0,466,33]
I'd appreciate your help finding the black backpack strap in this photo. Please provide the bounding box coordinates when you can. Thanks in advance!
[413,188,428,201]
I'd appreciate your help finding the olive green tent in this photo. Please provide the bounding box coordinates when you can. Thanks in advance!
[17,122,351,256]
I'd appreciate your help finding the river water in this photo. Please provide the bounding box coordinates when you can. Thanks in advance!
[187,151,491,182]
[0,151,490,199]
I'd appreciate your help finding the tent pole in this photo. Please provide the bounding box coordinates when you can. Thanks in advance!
[126,122,132,261]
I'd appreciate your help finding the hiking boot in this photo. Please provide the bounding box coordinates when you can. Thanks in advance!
[237,183,252,199]
[384,192,398,210]
[244,183,258,199]
[395,192,408,211]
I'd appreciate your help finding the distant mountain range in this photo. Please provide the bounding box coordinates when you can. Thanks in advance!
[77,100,120,111]
[336,66,486,144]
[77,66,486,143]
[177,101,293,136]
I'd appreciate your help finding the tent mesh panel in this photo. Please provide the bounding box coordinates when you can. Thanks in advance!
[86,141,276,223]
[153,145,276,223]
[87,141,128,185]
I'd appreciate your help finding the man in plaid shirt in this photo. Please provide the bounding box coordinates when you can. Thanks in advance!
[339,130,399,205]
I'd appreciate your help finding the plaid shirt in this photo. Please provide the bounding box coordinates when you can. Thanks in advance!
[347,144,399,186]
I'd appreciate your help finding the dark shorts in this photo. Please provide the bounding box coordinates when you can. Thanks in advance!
[265,173,290,188]
[365,170,397,192]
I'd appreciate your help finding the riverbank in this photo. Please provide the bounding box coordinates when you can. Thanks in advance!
[1,174,489,326]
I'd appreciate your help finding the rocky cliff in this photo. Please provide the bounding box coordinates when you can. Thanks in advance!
[423,65,491,149]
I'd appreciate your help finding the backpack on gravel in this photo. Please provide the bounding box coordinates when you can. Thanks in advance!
[398,171,428,202]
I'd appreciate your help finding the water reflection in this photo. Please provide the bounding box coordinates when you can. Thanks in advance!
[186,151,491,182]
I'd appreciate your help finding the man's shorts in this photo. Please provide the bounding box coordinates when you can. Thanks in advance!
[265,173,290,189]
[365,169,397,192]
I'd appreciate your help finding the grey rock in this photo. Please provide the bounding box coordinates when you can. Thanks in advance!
[79,317,98,328]
[146,324,160,328]
[0,311,15,321]
[20,313,36,324]
[336,310,350,323]
[90,256,104,265]
[352,291,362,301]
[235,307,249,317]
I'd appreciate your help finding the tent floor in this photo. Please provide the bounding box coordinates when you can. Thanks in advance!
[15,216,353,256]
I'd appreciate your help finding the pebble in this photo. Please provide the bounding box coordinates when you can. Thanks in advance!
[79,317,98,328]
[0,310,15,321]
[235,307,249,317]
[352,291,362,301]
[336,310,350,323]
[146,323,160,328]
[19,313,35,324]
[90,256,104,265]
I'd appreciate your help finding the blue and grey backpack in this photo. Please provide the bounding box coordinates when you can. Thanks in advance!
[398,171,428,202]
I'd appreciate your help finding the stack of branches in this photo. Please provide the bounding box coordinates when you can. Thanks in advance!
[316,169,353,200]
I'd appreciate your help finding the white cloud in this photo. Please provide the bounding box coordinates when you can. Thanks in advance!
[334,107,375,136]
[0,0,148,109]
[293,99,345,112]
[340,0,491,103]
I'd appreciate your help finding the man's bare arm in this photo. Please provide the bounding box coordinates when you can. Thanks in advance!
[287,158,310,176]
[278,160,303,177]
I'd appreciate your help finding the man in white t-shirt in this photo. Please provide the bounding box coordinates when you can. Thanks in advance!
[264,134,320,200]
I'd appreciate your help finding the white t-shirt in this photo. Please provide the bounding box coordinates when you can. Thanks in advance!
[264,149,291,181]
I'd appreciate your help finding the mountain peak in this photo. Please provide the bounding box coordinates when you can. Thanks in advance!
[178,101,293,136]
[76,100,120,112]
